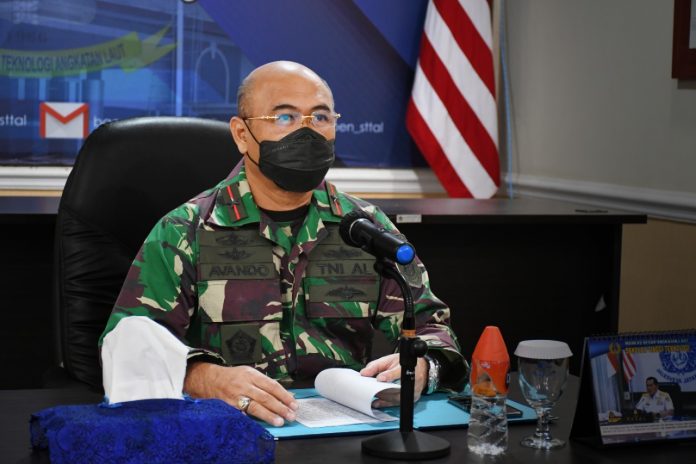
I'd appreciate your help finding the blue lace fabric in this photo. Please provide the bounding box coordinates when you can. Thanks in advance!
[30,398,275,463]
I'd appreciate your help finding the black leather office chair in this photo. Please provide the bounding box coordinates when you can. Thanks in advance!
[657,382,682,416]
[52,117,241,389]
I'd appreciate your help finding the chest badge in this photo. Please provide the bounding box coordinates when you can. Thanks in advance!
[221,323,263,365]
[326,285,367,300]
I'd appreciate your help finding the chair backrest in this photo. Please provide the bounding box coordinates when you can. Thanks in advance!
[658,382,682,415]
[54,116,241,388]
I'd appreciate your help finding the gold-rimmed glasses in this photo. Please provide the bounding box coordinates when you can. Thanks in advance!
[244,110,341,132]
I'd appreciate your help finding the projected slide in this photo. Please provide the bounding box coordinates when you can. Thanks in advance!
[0,0,428,167]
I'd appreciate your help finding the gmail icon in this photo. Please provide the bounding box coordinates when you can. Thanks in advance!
[40,102,89,139]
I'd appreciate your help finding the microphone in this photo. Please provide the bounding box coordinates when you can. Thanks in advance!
[339,210,415,265]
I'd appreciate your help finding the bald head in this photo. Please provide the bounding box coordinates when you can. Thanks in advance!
[228,61,337,210]
[236,61,333,118]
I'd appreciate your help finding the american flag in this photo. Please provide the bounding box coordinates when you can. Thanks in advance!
[406,0,499,198]
[622,350,636,383]
[607,349,637,383]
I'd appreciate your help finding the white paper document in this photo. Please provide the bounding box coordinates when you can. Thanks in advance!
[295,368,400,428]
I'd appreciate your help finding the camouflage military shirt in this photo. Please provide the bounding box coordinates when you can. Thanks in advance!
[100,161,465,386]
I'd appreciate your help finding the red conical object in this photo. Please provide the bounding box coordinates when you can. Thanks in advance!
[470,326,510,396]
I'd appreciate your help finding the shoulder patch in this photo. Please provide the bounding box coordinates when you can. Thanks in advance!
[397,261,423,288]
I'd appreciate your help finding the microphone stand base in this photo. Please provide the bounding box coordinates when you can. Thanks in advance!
[361,430,450,460]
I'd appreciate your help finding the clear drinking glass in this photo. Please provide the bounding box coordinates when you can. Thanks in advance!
[515,340,572,450]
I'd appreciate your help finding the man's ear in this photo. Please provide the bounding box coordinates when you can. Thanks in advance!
[229,116,248,154]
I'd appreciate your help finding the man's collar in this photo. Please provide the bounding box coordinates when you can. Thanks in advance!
[205,160,344,230]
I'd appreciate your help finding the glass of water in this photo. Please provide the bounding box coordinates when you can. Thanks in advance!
[515,340,572,450]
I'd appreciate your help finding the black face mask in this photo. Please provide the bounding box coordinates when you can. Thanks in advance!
[244,125,335,193]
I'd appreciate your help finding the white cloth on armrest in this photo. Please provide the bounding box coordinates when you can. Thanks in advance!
[101,316,189,404]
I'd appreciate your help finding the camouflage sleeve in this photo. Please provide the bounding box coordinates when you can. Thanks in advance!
[370,206,468,392]
[98,203,224,365]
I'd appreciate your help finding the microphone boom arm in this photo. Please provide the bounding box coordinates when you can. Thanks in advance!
[361,259,450,459]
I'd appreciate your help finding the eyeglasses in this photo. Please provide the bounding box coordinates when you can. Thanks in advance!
[244,110,341,131]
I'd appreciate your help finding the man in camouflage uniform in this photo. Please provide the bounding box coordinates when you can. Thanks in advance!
[100,61,466,427]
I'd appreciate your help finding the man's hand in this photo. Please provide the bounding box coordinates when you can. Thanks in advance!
[184,362,298,427]
[359,353,428,408]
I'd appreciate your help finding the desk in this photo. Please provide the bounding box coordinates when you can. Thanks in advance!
[375,198,646,375]
[3,376,694,463]
[0,197,645,387]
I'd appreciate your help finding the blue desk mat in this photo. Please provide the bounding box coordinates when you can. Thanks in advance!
[260,389,537,440]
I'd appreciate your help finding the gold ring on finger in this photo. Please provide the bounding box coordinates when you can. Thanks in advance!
[237,395,251,413]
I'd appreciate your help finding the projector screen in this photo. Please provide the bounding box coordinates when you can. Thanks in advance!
[0,0,429,168]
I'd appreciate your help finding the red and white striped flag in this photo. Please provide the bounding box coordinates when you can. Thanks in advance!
[607,349,637,383]
[407,0,499,198]
[607,352,619,378]
[622,350,636,383]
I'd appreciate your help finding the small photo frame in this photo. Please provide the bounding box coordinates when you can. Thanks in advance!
[672,0,696,79]
[572,330,696,446]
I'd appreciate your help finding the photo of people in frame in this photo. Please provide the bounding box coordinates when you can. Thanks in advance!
[588,333,696,445]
